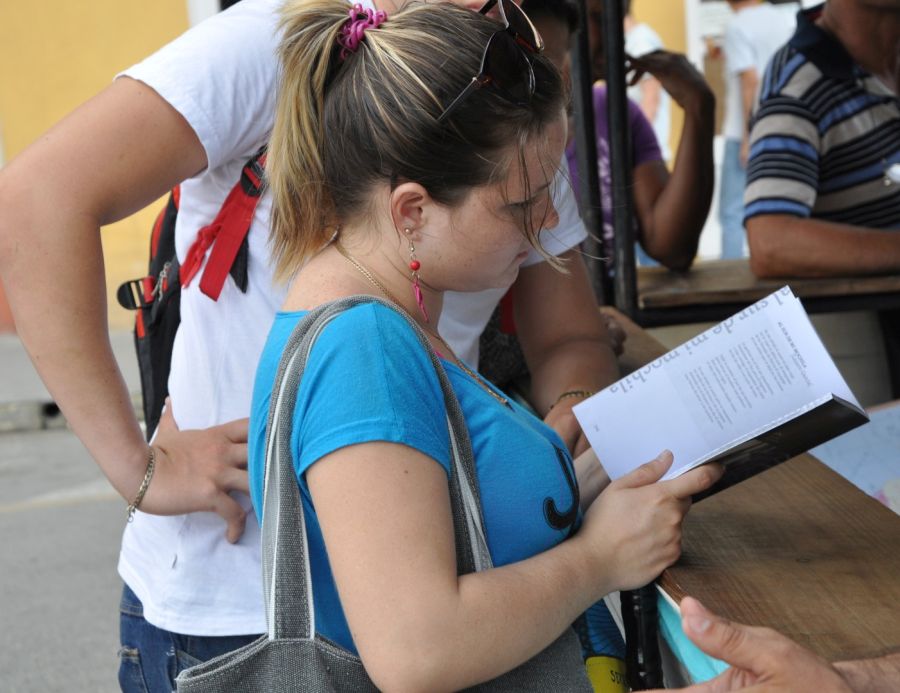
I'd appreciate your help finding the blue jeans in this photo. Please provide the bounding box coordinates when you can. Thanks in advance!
[118,584,260,693]
[719,138,748,259]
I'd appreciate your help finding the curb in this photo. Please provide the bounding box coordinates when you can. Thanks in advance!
[0,393,144,435]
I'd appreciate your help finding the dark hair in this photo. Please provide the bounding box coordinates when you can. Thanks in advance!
[520,0,579,34]
[268,0,566,280]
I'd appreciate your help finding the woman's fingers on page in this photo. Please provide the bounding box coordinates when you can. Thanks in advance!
[664,462,724,500]
[617,449,673,488]
[656,449,674,463]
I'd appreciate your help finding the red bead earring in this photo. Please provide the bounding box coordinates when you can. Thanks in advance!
[405,229,428,323]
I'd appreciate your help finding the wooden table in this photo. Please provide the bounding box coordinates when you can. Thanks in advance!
[634,259,900,326]
[659,453,900,670]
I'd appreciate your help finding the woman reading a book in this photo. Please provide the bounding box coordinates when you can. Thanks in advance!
[247,0,721,688]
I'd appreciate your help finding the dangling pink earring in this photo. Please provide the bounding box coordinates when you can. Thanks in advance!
[406,230,428,323]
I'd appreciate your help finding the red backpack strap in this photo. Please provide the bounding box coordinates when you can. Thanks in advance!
[180,147,267,300]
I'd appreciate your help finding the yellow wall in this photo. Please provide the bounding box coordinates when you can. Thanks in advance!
[631,0,688,160]
[632,0,687,53]
[0,1,188,328]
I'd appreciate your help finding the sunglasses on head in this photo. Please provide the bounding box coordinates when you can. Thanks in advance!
[436,0,545,124]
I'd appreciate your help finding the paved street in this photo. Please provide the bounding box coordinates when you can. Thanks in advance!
[0,331,137,692]
[0,428,122,692]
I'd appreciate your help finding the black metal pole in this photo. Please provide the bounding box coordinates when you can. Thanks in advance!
[620,586,664,690]
[602,0,638,318]
[571,0,610,305]
[600,0,661,688]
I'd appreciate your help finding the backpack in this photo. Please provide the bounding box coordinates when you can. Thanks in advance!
[117,147,266,440]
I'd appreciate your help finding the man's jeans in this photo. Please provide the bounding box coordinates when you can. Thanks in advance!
[118,584,259,692]
[719,138,748,259]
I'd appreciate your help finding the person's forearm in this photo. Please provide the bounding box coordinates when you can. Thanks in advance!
[641,90,715,270]
[363,532,609,691]
[528,338,619,415]
[446,537,607,685]
[0,180,150,498]
[318,444,701,692]
[0,79,205,499]
[747,215,900,277]
[312,445,616,691]
[515,252,621,415]
[528,330,618,457]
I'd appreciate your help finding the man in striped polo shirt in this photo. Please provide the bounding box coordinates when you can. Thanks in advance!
[743,0,900,278]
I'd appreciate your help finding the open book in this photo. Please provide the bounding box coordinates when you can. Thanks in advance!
[573,286,869,499]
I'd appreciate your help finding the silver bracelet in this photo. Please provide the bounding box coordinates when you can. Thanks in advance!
[126,447,157,522]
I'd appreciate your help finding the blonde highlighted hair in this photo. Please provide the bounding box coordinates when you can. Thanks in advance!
[268,0,565,281]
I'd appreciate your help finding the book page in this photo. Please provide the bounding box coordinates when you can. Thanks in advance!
[574,287,861,481]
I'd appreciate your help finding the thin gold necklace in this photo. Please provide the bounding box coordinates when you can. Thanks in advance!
[334,243,510,407]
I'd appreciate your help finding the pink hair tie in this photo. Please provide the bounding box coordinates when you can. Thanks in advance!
[338,4,388,61]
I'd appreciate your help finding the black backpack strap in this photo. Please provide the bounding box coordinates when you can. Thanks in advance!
[116,146,266,439]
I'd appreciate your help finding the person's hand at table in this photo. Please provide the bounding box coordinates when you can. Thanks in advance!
[649,597,853,692]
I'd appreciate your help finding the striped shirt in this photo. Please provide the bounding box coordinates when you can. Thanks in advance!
[744,6,900,229]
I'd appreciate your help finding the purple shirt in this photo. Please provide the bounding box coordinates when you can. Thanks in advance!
[565,85,663,264]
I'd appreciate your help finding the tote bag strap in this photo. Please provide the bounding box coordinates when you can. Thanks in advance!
[261,295,492,640]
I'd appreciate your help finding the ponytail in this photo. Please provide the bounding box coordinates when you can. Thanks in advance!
[269,0,347,282]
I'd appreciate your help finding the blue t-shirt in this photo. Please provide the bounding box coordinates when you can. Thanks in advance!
[249,302,620,657]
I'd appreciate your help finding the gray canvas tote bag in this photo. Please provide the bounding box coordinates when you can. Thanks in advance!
[175,296,591,692]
